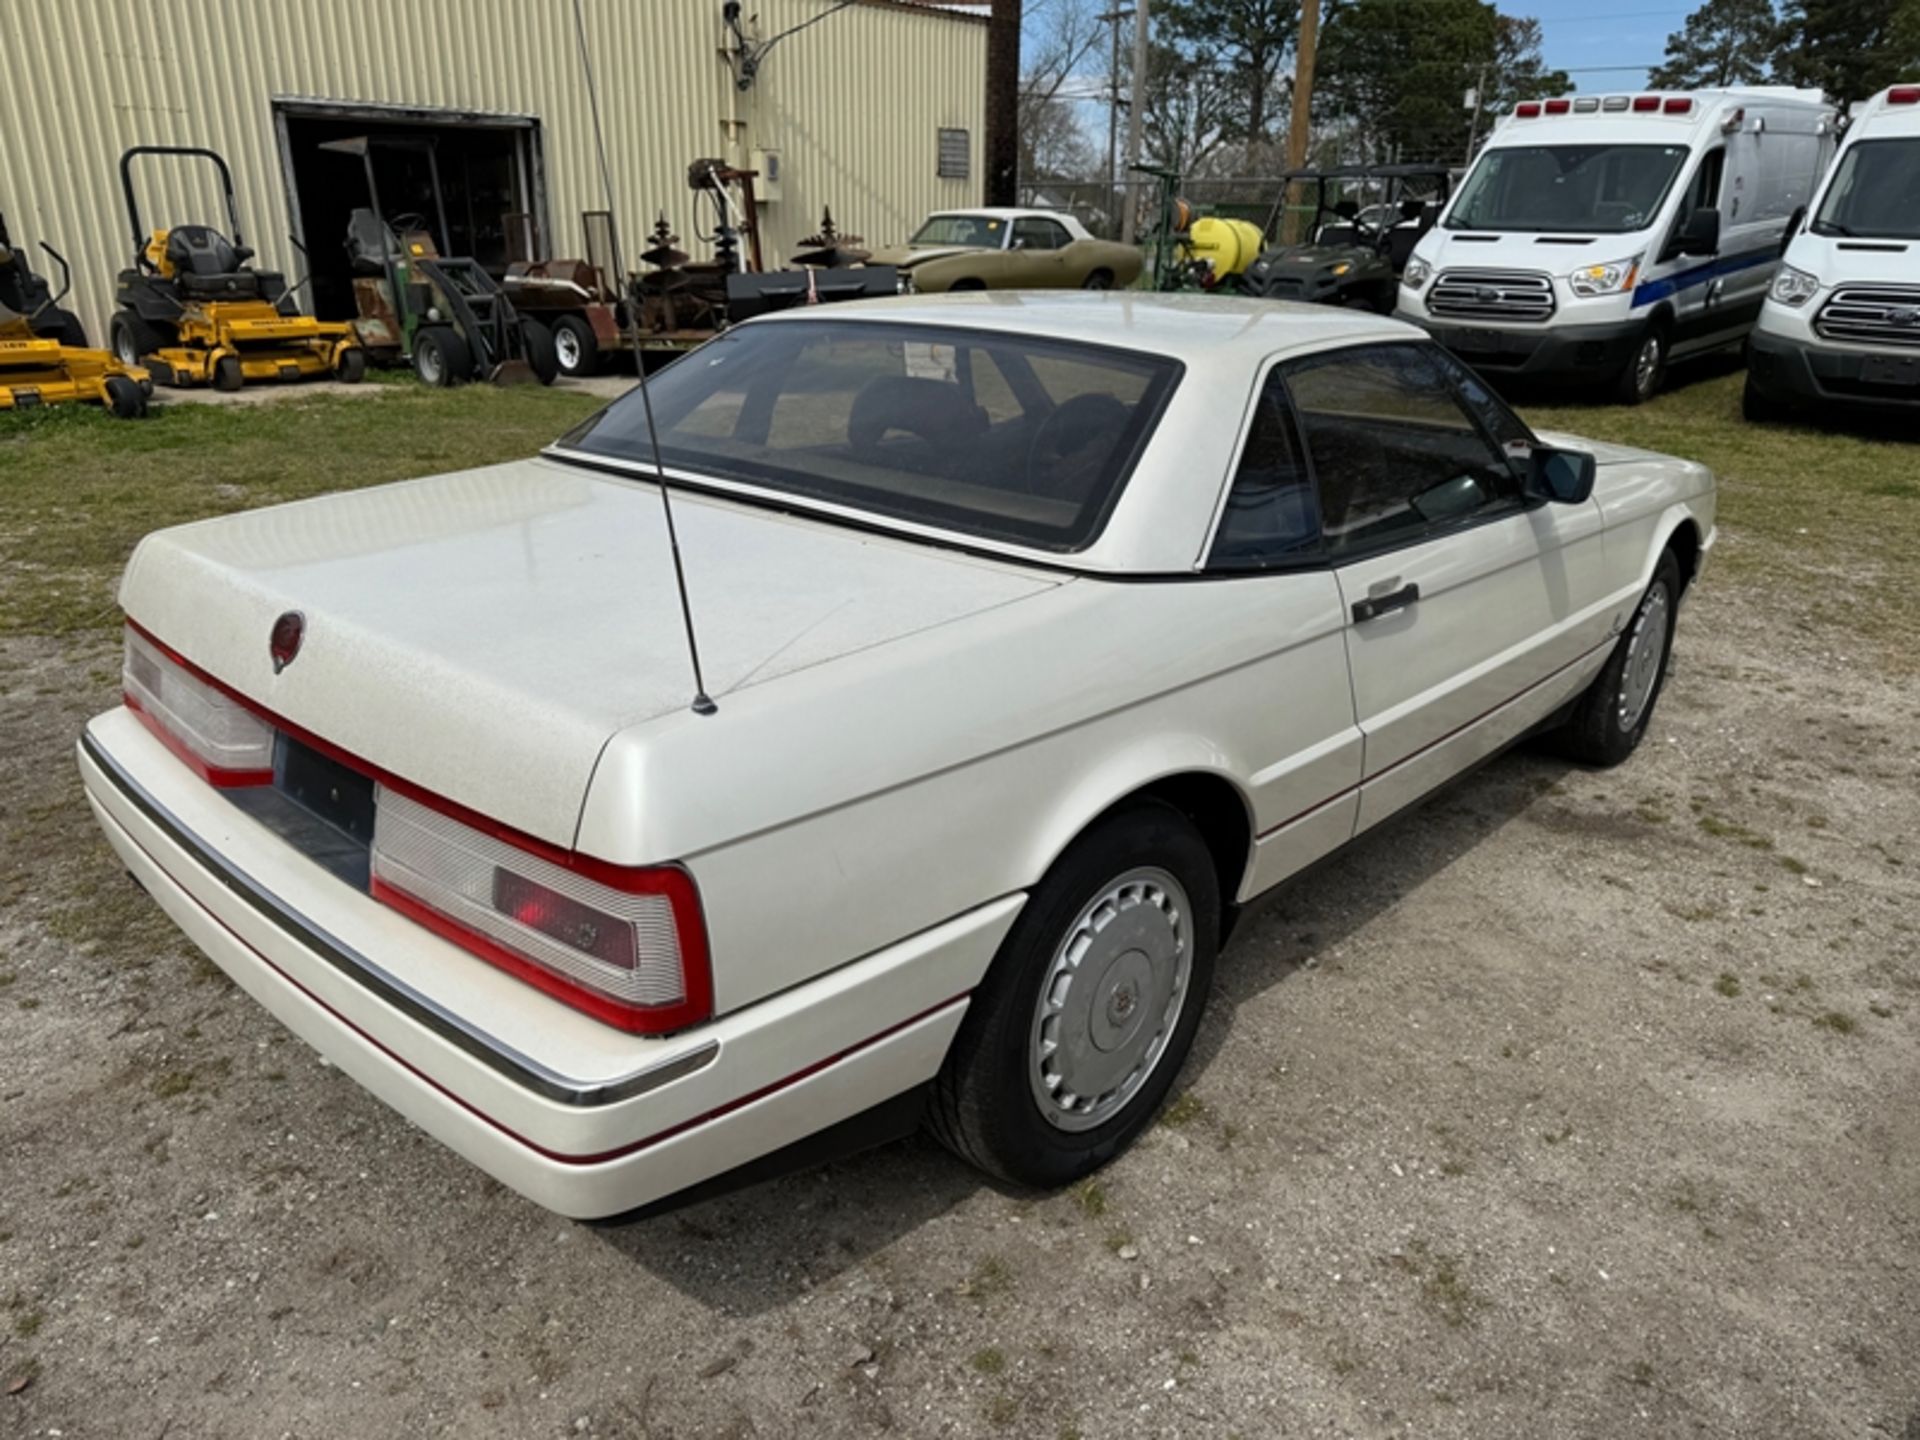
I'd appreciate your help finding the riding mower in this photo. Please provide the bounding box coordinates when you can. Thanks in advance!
[1239,164,1451,312]
[321,136,557,387]
[110,146,363,390]
[1,211,150,417]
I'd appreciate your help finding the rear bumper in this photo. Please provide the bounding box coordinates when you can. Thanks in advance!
[79,709,1012,1218]
[1746,329,1920,412]
[1399,311,1643,380]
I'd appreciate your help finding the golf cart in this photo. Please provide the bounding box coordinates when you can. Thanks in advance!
[1240,164,1452,311]
[323,135,558,387]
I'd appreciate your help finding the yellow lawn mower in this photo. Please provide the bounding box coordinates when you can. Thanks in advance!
[110,146,364,391]
[1,210,150,417]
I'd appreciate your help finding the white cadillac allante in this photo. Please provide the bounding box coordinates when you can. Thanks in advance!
[79,294,1714,1219]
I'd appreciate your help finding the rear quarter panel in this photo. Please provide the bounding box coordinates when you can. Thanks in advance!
[578,573,1359,1014]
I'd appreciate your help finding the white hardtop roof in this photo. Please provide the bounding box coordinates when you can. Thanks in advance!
[752,290,1413,372]
[925,207,1079,221]
[1849,85,1920,137]
[1488,86,1832,147]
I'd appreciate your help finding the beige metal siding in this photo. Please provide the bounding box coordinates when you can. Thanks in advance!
[0,0,984,340]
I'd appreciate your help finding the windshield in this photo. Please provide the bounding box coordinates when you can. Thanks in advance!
[559,320,1181,551]
[1813,139,1920,240]
[1447,144,1689,234]
[909,215,1008,249]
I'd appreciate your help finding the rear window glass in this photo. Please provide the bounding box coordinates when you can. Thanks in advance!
[560,320,1182,551]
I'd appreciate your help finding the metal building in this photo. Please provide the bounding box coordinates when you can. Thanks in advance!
[0,0,986,341]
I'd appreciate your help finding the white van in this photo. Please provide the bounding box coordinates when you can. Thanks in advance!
[1746,84,1920,419]
[1396,88,1836,404]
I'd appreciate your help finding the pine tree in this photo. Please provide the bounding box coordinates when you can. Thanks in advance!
[1775,0,1920,109]
[1648,0,1779,88]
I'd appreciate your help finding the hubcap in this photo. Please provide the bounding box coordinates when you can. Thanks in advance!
[556,327,581,370]
[1617,582,1671,731]
[1634,334,1662,398]
[1028,867,1192,1133]
[418,345,442,385]
[116,330,137,366]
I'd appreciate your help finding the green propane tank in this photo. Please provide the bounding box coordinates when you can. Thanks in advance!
[1185,217,1264,278]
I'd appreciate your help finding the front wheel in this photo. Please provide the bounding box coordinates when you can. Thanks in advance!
[927,801,1220,1188]
[1612,324,1667,406]
[552,314,600,377]
[101,373,147,419]
[335,346,367,384]
[1553,550,1681,767]
[413,326,470,387]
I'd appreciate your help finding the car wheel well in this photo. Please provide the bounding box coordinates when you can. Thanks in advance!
[1091,773,1251,912]
[1665,519,1702,595]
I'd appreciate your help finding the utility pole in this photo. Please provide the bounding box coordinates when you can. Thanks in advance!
[1462,63,1488,165]
[1282,0,1318,242]
[1102,6,1127,238]
[985,0,1021,205]
[1119,0,1150,244]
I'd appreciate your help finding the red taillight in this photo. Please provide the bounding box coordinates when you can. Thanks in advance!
[123,622,274,787]
[1663,97,1694,114]
[369,786,713,1034]
[1544,98,1571,115]
[1515,102,1542,118]
[1890,87,1920,105]
[1633,95,1661,113]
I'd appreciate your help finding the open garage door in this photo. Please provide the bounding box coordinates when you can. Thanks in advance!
[275,100,545,323]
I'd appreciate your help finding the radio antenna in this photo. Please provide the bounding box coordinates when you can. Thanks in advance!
[570,0,717,716]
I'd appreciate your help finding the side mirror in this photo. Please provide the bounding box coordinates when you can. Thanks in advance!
[1674,207,1721,258]
[1525,445,1596,505]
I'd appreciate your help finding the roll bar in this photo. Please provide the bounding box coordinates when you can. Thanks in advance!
[120,146,244,252]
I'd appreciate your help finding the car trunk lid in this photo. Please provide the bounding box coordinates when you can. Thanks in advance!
[120,457,1059,847]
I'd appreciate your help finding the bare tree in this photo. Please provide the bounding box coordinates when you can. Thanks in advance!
[1019,0,1107,179]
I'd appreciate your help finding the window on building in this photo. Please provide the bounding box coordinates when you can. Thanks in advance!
[937,128,971,180]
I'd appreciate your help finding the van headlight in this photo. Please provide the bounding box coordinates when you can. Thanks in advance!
[1569,256,1641,297]
[1770,265,1820,307]
[1401,256,1432,291]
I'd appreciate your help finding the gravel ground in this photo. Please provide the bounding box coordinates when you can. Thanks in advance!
[2,536,1916,1438]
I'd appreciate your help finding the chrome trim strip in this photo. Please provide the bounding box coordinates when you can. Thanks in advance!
[80,729,719,1108]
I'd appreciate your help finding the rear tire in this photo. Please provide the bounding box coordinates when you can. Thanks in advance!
[102,374,147,419]
[1553,550,1682,767]
[927,801,1220,1188]
[1611,323,1667,406]
[552,314,600,377]
[336,346,367,384]
[1081,269,1114,291]
[212,354,244,392]
[412,326,470,387]
[110,311,167,370]
[948,278,987,292]
[521,318,560,385]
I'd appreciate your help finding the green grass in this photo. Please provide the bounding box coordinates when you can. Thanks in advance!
[1525,370,1920,666]
[0,385,601,638]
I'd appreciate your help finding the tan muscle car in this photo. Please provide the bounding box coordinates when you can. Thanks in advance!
[871,209,1145,292]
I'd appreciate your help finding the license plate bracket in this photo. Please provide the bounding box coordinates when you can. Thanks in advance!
[1861,354,1920,388]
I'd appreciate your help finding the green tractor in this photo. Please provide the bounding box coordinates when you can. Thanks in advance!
[322,135,557,386]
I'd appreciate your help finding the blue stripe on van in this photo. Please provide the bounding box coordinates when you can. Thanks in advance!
[1630,248,1777,309]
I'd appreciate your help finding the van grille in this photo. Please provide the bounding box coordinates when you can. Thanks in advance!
[1814,285,1920,349]
[1428,269,1556,324]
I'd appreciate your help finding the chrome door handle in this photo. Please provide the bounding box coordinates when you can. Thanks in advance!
[1352,582,1420,623]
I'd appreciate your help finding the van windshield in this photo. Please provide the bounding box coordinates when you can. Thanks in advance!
[1812,139,1920,240]
[1446,144,1690,234]
[557,320,1181,552]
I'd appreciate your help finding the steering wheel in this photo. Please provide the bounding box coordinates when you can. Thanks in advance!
[391,212,430,233]
[1025,393,1131,497]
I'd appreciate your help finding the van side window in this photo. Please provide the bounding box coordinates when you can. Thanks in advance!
[1207,370,1322,570]
[1683,148,1726,217]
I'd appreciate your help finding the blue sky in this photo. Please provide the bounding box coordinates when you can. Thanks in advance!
[1525,0,1691,89]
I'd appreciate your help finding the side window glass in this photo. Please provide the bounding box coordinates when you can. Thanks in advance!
[1284,344,1519,559]
[1427,347,1535,460]
[1688,148,1725,214]
[1207,372,1321,571]
[1013,218,1068,251]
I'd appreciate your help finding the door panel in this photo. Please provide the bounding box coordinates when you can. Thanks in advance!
[1338,500,1611,831]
